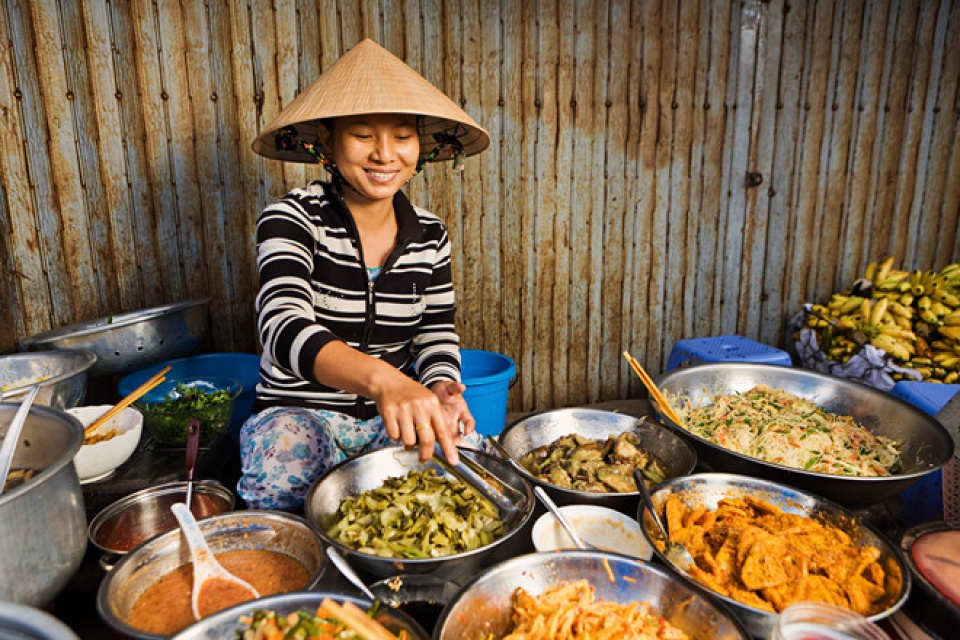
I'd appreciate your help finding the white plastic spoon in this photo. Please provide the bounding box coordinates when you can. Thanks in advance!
[170,502,260,620]
[0,386,40,495]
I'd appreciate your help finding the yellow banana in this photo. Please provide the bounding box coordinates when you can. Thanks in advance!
[918,296,933,310]
[899,293,915,307]
[876,256,896,281]
[938,326,960,341]
[937,355,960,369]
[945,371,959,384]
[931,301,953,317]
[935,290,960,307]
[840,296,864,315]
[835,317,858,331]
[887,300,913,319]
[940,263,960,278]
[920,309,940,325]
[871,334,911,361]
[879,325,916,341]
[870,297,889,325]
[895,315,913,330]
[945,310,960,326]
[860,298,873,322]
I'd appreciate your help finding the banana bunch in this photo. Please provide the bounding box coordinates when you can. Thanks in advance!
[804,257,960,383]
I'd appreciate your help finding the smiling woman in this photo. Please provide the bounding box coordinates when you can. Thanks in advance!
[238,38,491,511]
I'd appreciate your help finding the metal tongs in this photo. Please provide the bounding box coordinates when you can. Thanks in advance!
[431,443,527,525]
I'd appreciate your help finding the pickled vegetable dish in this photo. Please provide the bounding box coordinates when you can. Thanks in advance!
[676,384,901,476]
[519,432,667,492]
[326,469,505,558]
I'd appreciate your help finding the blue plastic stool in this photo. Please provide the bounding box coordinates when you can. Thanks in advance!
[666,335,793,371]
[890,381,960,525]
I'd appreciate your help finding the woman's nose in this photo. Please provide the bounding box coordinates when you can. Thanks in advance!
[371,134,397,161]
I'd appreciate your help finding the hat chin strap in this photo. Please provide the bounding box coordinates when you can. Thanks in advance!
[276,124,467,180]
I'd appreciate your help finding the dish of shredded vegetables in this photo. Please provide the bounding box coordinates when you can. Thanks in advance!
[675,384,901,476]
[486,580,689,639]
[326,469,505,559]
[238,598,409,639]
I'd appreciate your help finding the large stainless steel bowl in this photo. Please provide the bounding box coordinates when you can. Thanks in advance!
[436,550,750,639]
[0,404,87,607]
[305,446,535,581]
[20,298,210,376]
[0,602,81,640]
[498,408,697,512]
[97,509,326,640]
[172,591,429,640]
[652,363,954,507]
[0,349,97,409]
[637,473,910,639]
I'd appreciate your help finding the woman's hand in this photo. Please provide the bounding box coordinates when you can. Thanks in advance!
[430,380,476,437]
[311,341,465,464]
[372,374,462,464]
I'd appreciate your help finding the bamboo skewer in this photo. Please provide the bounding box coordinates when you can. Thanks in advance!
[622,352,685,427]
[84,365,172,437]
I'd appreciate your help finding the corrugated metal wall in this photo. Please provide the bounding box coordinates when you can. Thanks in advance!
[2,0,958,412]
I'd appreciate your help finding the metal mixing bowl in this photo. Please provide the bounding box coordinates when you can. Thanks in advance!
[97,510,326,640]
[652,363,954,508]
[498,408,697,512]
[304,446,535,581]
[637,473,910,639]
[0,404,87,607]
[0,349,97,409]
[172,591,429,640]
[435,550,750,639]
[20,298,210,376]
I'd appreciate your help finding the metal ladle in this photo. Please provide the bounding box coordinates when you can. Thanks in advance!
[326,546,377,601]
[533,486,597,551]
[0,386,40,496]
[633,468,695,572]
[170,502,260,620]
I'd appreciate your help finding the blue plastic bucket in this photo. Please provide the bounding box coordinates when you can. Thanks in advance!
[461,349,516,437]
[118,352,261,443]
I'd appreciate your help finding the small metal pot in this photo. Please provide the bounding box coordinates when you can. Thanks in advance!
[88,480,235,569]
[97,509,327,640]
[0,404,87,607]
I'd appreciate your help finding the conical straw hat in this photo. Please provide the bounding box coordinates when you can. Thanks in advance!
[252,38,490,164]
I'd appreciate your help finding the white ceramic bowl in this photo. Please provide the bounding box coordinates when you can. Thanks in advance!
[531,504,652,560]
[68,405,142,483]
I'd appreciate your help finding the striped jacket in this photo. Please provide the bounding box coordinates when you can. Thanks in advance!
[254,180,462,419]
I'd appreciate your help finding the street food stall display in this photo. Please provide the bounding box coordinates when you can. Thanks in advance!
[2,267,958,640]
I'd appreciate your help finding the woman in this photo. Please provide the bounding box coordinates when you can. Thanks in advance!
[241,39,491,510]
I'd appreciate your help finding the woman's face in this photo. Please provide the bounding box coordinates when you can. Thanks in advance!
[328,113,419,205]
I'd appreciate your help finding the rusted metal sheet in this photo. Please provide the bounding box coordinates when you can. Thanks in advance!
[2,0,959,415]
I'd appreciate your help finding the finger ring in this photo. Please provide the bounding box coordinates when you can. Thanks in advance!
[415,424,430,432]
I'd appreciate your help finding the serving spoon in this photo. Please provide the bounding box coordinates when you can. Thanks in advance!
[533,486,596,551]
[633,468,695,572]
[170,502,260,620]
[326,546,378,601]
[0,386,40,496]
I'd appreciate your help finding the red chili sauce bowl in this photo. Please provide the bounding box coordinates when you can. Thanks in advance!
[899,520,960,637]
[88,481,235,556]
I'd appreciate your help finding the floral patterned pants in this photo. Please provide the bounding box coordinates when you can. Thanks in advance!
[237,406,483,510]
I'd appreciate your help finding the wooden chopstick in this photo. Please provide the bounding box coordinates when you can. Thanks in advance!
[622,351,685,427]
[84,365,172,436]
